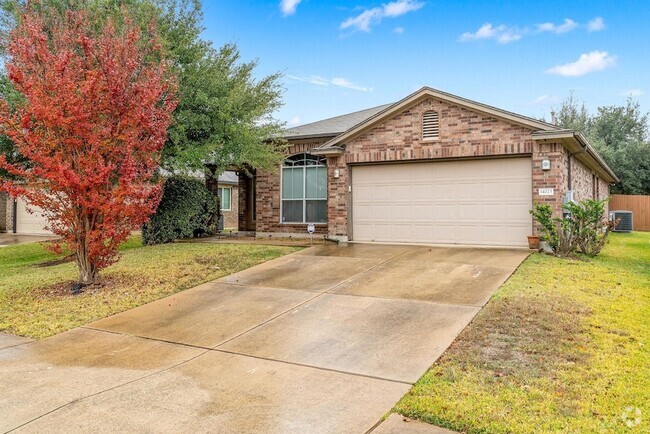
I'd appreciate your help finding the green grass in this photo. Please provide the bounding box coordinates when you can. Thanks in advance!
[0,236,300,339]
[394,232,650,433]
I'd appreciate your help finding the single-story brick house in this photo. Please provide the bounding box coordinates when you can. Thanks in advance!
[236,87,617,247]
[2,172,239,235]
[207,171,239,229]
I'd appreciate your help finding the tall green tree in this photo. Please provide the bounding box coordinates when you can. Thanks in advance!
[552,92,590,134]
[0,0,286,178]
[552,95,650,195]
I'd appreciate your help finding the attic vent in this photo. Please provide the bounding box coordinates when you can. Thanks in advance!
[422,111,439,140]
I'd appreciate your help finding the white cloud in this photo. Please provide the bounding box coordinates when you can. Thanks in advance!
[287,116,302,127]
[331,77,373,92]
[537,18,578,34]
[287,75,329,86]
[341,8,382,32]
[529,95,559,106]
[383,0,424,17]
[340,0,424,32]
[280,0,302,16]
[287,75,373,92]
[588,17,605,32]
[546,51,616,77]
[459,23,523,44]
[393,26,405,34]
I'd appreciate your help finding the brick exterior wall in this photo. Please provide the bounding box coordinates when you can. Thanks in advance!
[0,192,7,232]
[204,175,239,231]
[254,96,612,241]
[572,157,596,202]
[220,185,239,229]
[238,174,248,230]
[4,194,13,233]
[255,139,329,237]
[571,156,610,203]
[532,141,569,215]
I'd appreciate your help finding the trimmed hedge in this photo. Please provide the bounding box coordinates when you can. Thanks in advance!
[142,176,217,245]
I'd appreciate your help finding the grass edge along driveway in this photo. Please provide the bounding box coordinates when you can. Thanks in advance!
[0,237,300,339]
[394,232,649,434]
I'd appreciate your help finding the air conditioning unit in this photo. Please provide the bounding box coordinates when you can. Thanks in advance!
[610,210,633,232]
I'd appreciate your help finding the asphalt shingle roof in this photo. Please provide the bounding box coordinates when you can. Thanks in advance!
[218,171,238,184]
[283,104,393,139]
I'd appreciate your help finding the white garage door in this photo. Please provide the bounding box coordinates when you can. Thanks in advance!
[352,158,532,247]
[15,198,51,235]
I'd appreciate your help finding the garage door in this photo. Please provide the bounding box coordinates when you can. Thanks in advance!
[351,158,532,247]
[15,198,51,235]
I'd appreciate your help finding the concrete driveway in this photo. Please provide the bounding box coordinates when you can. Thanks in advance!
[0,243,529,433]
[0,233,57,247]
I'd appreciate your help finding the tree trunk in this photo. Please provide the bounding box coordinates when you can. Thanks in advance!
[76,216,98,285]
[76,243,98,285]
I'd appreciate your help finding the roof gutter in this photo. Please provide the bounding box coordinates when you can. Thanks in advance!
[283,133,340,141]
[531,130,619,183]
[311,146,345,157]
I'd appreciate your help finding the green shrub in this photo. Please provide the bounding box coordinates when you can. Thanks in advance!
[142,177,217,245]
[530,198,614,257]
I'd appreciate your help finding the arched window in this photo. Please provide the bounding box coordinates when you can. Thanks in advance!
[422,110,439,140]
[281,153,327,223]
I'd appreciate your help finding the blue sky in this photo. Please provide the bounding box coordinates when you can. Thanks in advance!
[202,0,648,127]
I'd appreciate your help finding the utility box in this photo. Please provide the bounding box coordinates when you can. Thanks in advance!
[610,210,633,232]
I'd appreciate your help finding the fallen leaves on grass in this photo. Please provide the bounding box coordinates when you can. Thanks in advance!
[0,238,300,338]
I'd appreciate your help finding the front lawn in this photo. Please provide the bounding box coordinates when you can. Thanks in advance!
[395,232,649,433]
[0,237,299,339]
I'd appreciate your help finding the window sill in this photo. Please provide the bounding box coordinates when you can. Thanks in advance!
[280,222,328,226]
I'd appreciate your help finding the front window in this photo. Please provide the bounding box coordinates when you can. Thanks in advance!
[218,187,232,211]
[281,153,327,223]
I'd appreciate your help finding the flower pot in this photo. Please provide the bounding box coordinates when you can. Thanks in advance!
[527,235,540,250]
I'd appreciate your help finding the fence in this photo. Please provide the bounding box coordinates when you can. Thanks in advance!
[609,195,650,231]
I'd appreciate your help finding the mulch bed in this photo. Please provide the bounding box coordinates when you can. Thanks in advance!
[32,276,120,298]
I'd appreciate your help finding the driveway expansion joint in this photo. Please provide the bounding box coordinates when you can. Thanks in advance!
[82,326,414,386]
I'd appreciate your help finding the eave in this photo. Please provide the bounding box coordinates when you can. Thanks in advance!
[531,130,619,183]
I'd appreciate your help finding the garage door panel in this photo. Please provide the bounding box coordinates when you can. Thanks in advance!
[392,205,412,220]
[391,184,411,200]
[412,205,433,220]
[430,184,452,197]
[371,205,392,219]
[391,224,412,241]
[371,185,391,201]
[15,198,51,235]
[481,203,506,220]
[352,159,532,247]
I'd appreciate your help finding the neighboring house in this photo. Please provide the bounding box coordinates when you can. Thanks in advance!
[235,87,617,247]
[0,191,7,232]
[3,193,50,235]
[3,172,239,235]
[214,171,239,229]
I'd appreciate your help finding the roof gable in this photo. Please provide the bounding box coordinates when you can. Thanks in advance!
[316,87,560,149]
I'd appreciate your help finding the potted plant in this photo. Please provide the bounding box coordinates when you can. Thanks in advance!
[527,234,540,250]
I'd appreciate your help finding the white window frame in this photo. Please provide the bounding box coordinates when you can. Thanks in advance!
[280,153,327,224]
[218,186,232,211]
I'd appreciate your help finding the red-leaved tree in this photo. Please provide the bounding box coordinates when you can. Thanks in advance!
[0,9,177,285]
